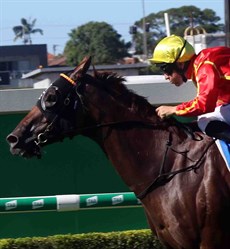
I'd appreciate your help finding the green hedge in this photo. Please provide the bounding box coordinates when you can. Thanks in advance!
[0,229,165,249]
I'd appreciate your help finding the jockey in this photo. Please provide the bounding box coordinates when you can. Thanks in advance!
[149,34,230,142]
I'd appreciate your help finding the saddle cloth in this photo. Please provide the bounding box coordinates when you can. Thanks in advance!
[215,139,230,172]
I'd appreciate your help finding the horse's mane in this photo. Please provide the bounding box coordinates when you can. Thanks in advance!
[92,71,202,139]
[94,71,156,118]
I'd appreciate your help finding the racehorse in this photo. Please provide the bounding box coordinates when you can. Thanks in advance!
[6,56,230,249]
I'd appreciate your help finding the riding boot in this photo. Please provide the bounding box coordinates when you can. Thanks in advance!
[205,120,230,143]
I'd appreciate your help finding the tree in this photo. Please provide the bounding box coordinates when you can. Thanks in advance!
[132,5,224,56]
[13,18,43,44]
[64,21,130,65]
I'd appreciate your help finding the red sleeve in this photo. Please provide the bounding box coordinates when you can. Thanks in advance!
[175,63,219,117]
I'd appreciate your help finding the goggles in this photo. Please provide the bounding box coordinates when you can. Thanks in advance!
[159,63,175,75]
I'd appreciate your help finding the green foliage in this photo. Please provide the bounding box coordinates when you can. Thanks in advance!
[132,5,224,57]
[148,64,162,75]
[139,64,162,75]
[161,6,224,36]
[64,21,130,66]
[0,230,165,249]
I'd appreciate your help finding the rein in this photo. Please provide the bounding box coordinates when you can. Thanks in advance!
[34,72,203,145]
[136,134,215,200]
[32,120,162,146]
[34,118,203,146]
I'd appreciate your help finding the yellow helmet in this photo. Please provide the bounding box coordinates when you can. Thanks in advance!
[149,35,195,64]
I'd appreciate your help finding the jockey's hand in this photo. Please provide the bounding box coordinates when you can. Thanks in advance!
[156,106,177,119]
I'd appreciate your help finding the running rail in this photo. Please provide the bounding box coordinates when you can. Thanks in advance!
[0,192,141,213]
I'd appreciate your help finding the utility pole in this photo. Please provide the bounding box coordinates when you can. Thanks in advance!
[53,45,59,56]
[142,0,147,60]
[129,26,137,55]
[225,0,230,46]
[164,13,171,37]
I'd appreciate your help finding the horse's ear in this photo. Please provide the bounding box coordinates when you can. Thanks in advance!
[92,64,98,78]
[70,56,92,81]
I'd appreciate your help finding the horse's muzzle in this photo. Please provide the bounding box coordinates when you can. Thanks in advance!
[6,133,41,158]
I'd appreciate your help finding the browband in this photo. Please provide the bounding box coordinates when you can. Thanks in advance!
[60,73,76,85]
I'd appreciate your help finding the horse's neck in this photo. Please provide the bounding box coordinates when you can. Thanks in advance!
[92,120,173,195]
[85,88,176,194]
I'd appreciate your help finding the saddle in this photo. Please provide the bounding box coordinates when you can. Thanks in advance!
[215,140,230,171]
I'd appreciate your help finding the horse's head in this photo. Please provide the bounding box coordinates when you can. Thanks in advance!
[6,56,95,158]
[7,56,161,158]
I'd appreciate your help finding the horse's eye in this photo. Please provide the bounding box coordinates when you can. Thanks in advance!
[45,94,57,108]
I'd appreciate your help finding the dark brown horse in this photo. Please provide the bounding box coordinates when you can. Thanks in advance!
[6,56,230,249]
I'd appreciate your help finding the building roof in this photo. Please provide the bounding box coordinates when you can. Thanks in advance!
[48,54,67,67]
[22,62,149,79]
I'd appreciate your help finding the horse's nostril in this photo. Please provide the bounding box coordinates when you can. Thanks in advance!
[6,134,19,144]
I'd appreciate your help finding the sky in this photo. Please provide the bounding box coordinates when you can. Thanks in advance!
[0,0,225,55]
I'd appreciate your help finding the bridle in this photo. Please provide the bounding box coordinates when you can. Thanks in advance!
[34,73,81,145]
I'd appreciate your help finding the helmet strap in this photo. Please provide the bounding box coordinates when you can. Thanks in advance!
[172,39,188,82]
